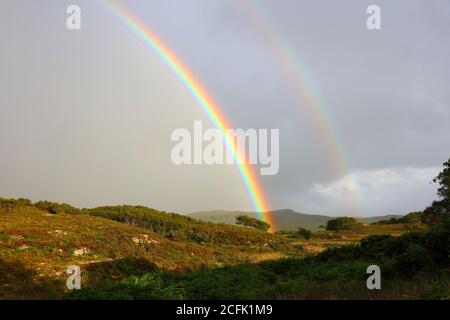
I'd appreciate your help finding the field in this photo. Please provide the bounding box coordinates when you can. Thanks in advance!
[0,199,449,300]
[0,203,297,299]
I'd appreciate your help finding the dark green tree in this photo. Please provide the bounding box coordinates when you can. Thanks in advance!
[294,227,312,239]
[422,157,450,226]
[34,201,80,215]
[326,217,357,231]
[235,215,270,232]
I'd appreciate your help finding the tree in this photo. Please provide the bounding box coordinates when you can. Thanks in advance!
[34,201,80,215]
[434,157,450,201]
[326,217,357,231]
[422,157,450,226]
[235,215,270,232]
[294,227,312,240]
[0,198,32,212]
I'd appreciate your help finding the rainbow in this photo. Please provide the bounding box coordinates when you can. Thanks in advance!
[238,1,363,216]
[100,0,276,231]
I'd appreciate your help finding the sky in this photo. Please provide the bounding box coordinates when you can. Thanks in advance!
[0,0,449,217]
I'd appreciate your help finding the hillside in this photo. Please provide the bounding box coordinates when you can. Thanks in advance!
[190,210,402,231]
[0,199,296,299]
[70,220,450,300]
[1,197,447,300]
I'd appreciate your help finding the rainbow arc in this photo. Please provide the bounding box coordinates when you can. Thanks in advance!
[101,0,276,231]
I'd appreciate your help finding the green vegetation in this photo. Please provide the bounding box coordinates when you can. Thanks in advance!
[235,215,270,231]
[0,198,32,210]
[295,227,312,239]
[374,211,423,225]
[85,206,284,247]
[326,217,358,231]
[35,201,81,215]
[0,198,299,299]
[276,227,312,240]
[1,156,449,300]
[423,157,450,226]
[191,210,400,231]
[68,220,450,299]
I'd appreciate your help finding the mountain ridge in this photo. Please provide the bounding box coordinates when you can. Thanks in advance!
[189,209,403,231]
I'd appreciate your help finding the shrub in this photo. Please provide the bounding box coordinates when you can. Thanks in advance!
[0,198,32,210]
[85,205,282,247]
[68,272,183,300]
[294,227,312,240]
[34,201,80,215]
[235,215,271,231]
[392,244,434,275]
[65,223,450,300]
[326,217,357,231]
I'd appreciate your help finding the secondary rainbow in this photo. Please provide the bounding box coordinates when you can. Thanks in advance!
[100,0,276,231]
[238,1,363,215]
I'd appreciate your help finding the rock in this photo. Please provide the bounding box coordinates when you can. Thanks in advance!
[48,230,68,236]
[73,247,90,256]
[132,235,160,245]
[17,245,29,251]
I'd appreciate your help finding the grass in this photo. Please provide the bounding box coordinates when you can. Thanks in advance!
[0,198,448,300]
[0,204,300,299]
[68,221,450,300]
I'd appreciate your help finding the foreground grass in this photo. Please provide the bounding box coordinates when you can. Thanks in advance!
[69,222,450,300]
[1,198,448,300]
[0,205,297,299]
[67,257,450,300]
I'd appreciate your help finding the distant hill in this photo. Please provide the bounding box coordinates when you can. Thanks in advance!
[189,210,403,231]
[357,215,404,225]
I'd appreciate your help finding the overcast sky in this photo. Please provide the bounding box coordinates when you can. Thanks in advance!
[1,0,449,217]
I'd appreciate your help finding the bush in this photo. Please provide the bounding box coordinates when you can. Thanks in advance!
[68,272,184,300]
[294,227,312,240]
[235,215,270,231]
[0,198,32,210]
[85,205,282,247]
[65,223,450,300]
[34,201,80,215]
[374,212,424,225]
[326,217,357,231]
[275,227,312,239]
[392,244,435,275]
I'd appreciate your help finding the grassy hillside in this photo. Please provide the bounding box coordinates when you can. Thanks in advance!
[190,210,402,231]
[69,221,450,300]
[85,206,286,247]
[1,197,447,300]
[0,200,297,299]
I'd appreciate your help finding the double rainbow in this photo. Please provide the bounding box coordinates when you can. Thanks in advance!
[100,0,276,231]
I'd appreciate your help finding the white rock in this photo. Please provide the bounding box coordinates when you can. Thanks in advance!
[73,247,90,256]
